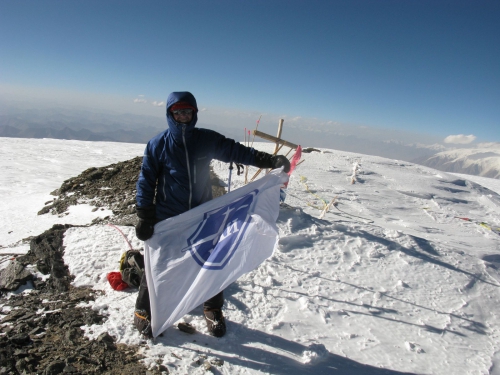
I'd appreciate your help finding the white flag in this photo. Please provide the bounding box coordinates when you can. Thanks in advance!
[144,169,288,337]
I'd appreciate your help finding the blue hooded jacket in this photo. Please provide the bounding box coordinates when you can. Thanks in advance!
[136,91,259,220]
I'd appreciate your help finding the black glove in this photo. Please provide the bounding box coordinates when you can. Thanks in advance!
[135,220,155,241]
[254,151,274,169]
[271,155,291,173]
[254,152,291,173]
[135,205,156,241]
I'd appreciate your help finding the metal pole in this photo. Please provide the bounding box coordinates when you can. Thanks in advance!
[228,162,234,193]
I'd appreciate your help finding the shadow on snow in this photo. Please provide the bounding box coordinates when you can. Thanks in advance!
[164,321,418,375]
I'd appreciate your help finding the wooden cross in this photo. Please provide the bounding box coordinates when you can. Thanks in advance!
[248,119,299,182]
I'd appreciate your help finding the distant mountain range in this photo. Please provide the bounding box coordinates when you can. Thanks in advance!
[0,124,162,144]
[0,105,167,144]
[413,145,500,179]
[1,104,499,179]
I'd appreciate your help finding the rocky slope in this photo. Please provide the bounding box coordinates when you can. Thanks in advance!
[0,157,226,375]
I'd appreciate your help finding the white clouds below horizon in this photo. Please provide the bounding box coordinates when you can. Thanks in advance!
[135,97,165,107]
[444,134,476,144]
[0,83,443,157]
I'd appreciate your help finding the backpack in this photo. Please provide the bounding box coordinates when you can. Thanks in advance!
[119,250,145,287]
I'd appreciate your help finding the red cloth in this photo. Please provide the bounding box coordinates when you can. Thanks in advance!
[284,145,302,187]
[107,272,129,291]
[288,145,302,177]
[170,102,197,111]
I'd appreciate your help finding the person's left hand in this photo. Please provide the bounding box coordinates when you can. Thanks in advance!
[271,155,291,173]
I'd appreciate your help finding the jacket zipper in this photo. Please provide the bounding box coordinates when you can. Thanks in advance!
[182,125,193,209]
[162,175,167,201]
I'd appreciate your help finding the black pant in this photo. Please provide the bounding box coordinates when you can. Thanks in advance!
[135,273,224,315]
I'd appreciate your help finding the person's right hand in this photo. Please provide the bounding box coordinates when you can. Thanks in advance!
[135,205,156,241]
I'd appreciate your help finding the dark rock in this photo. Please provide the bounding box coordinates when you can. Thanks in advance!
[63,364,78,373]
[19,224,74,292]
[36,259,51,274]
[97,332,115,343]
[36,156,226,227]
[38,205,53,215]
[88,170,103,180]
[1,309,26,323]
[11,299,24,307]
[178,322,196,334]
[15,358,28,373]
[64,328,80,343]
[18,311,36,322]
[302,147,321,153]
[10,333,31,346]
[43,360,65,375]
[13,348,29,357]
[210,358,225,366]
[29,327,45,336]
[0,260,33,291]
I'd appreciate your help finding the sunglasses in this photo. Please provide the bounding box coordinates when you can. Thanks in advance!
[171,108,193,116]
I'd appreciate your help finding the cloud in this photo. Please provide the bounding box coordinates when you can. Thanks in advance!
[134,97,147,104]
[135,95,166,106]
[444,134,476,144]
[476,142,500,150]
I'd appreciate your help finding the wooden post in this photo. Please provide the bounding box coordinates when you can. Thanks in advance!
[251,130,298,150]
[248,120,300,182]
[274,119,284,154]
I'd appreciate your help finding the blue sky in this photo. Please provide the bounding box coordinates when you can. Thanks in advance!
[1,0,499,144]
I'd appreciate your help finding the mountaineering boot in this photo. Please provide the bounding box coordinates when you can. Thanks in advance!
[134,309,152,339]
[203,308,226,337]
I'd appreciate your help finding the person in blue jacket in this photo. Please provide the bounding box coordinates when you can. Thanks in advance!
[134,91,290,338]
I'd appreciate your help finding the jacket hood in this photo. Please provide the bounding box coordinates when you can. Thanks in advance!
[166,92,198,137]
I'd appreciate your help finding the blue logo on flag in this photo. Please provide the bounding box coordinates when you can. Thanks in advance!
[186,190,257,270]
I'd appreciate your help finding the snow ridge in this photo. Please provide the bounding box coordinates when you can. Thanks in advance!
[416,145,500,179]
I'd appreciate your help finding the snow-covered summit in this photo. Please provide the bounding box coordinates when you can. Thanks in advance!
[1,138,500,375]
[415,143,500,179]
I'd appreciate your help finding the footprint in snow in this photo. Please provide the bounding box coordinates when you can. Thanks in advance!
[278,235,314,252]
[405,341,425,353]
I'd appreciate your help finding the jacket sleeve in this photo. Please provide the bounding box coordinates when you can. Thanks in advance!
[211,132,259,165]
[136,141,161,209]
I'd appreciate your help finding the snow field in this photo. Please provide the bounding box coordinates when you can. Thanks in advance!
[74,144,500,374]
[0,138,145,248]
[3,139,500,374]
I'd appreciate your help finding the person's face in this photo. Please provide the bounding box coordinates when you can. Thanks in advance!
[172,109,194,124]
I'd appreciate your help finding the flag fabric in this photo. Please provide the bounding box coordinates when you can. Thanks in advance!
[144,169,288,337]
[288,145,302,177]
